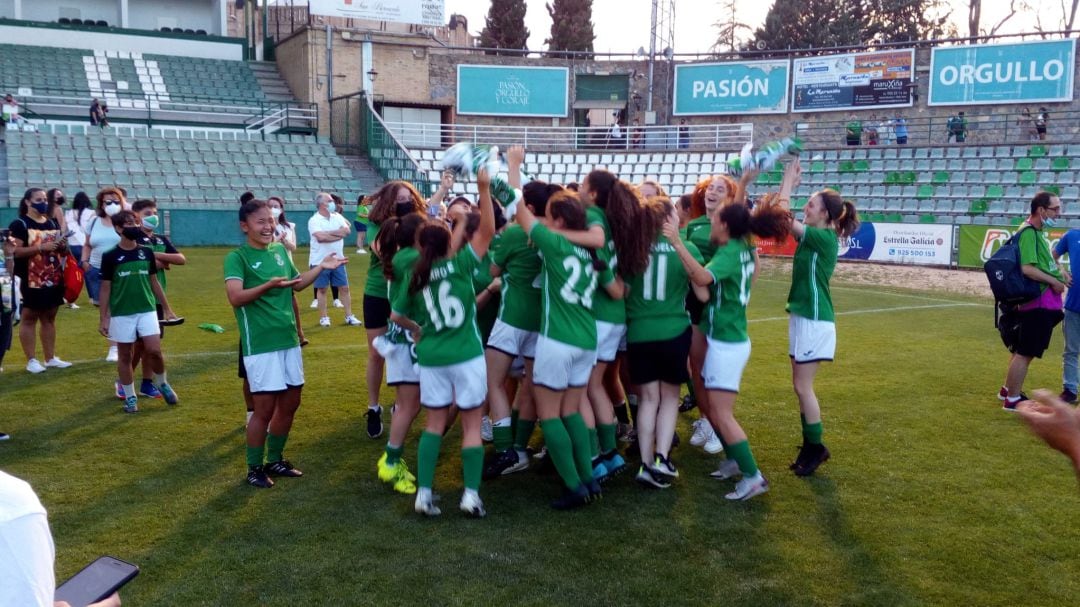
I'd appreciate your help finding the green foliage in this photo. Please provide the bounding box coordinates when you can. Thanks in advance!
[544,0,596,57]
[750,0,955,52]
[479,0,530,55]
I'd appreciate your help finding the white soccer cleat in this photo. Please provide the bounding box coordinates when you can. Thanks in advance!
[459,490,486,518]
[725,472,769,501]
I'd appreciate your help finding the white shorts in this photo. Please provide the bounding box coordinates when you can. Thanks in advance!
[617,331,628,353]
[244,346,304,393]
[596,321,627,363]
[108,311,160,343]
[703,338,751,393]
[419,355,487,409]
[788,315,836,363]
[533,335,596,391]
[384,343,420,386]
[486,319,539,358]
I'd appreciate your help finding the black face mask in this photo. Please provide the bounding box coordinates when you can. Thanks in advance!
[395,201,413,217]
[55,197,66,206]
[122,227,143,241]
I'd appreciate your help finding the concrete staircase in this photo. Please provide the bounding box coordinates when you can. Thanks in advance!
[339,154,386,196]
[249,61,297,103]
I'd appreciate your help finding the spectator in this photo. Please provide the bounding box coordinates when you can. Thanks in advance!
[307,192,360,327]
[1,233,15,382]
[1018,108,1039,141]
[1035,107,1049,141]
[891,114,908,145]
[1053,227,1080,404]
[8,188,72,374]
[947,111,967,143]
[864,117,879,146]
[354,194,370,254]
[89,98,108,128]
[678,118,689,149]
[2,93,27,133]
[0,470,122,607]
[81,188,127,365]
[64,192,93,268]
[999,192,1066,411]
[845,115,862,146]
[877,115,892,145]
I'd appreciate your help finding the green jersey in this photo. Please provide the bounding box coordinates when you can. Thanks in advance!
[683,214,717,261]
[144,233,178,293]
[786,226,838,322]
[1018,224,1062,294]
[703,238,756,343]
[585,205,626,324]
[224,243,300,356]
[490,224,542,332]
[392,245,484,367]
[626,237,702,343]
[100,245,158,317]
[389,246,420,304]
[363,222,389,299]
[529,223,609,350]
[473,250,499,342]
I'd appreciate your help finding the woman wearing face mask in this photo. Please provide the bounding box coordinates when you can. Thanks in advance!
[82,187,127,364]
[46,188,68,235]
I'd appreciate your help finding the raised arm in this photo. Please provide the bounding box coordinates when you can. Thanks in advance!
[507,145,524,190]
[777,159,806,239]
[662,217,713,287]
[471,166,496,258]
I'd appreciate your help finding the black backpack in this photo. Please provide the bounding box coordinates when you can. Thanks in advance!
[984,225,1042,306]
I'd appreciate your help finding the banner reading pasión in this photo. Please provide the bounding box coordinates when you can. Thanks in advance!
[792,49,914,112]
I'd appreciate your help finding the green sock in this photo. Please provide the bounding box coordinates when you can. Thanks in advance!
[417,431,443,490]
[804,421,823,445]
[685,380,696,402]
[493,425,513,453]
[265,433,288,463]
[513,419,536,451]
[562,413,595,483]
[588,427,600,458]
[461,446,484,491]
[598,423,617,453]
[539,418,581,490]
[246,444,265,468]
[726,440,759,478]
[384,443,404,466]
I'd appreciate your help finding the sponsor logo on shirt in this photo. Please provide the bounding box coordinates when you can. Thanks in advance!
[252,261,263,269]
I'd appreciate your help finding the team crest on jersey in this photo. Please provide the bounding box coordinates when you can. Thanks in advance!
[137,249,146,260]
[275,253,284,266]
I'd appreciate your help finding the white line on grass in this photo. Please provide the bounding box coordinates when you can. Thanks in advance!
[756,278,991,306]
[750,302,979,323]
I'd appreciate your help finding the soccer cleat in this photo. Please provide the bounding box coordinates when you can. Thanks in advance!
[459,491,487,518]
[617,422,635,443]
[482,449,522,480]
[480,416,493,443]
[997,385,1008,401]
[68,302,80,309]
[0,432,9,441]
[105,345,118,362]
[635,464,672,489]
[247,465,275,488]
[115,380,125,400]
[793,444,831,477]
[44,357,72,369]
[25,359,46,374]
[1002,397,1025,412]
[506,449,530,474]
[140,379,163,399]
[703,429,724,454]
[600,450,627,478]
[725,472,769,501]
[309,299,319,309]
[319,316,331,327]
[365,406,383,438]
[710,458,741,480]
[344,315,362,326]
[158,383,179,405]
[356,248,367,255]
[414,492,442,516]
[122,395,139,413]
[391,469,417,494]
[591,456,609,483]
[689,419,709,446]
[1061,389,1078,404]
[586,478,603,502]
[333,298,344,308]
[654,455,679,480]
[679,393,697,412]
[551,484,590,510]
[265,459,303,477]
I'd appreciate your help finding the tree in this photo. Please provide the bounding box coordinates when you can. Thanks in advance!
[545,0,596,57]
[866,0,955,43]
[748,0,867,54]
[967,0,1027,39]
[479,0,529,55]
[711,0,755,54]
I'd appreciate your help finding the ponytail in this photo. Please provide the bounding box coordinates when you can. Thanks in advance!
[819,189,859,238]
[719,200,792,242]
[606,180,650,278]
[377,217,402,281]
[408,223,450,295]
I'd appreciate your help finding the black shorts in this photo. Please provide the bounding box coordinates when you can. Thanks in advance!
[20,286,63,311]
[363,294,391,330]
[1001,307,1063,358]
[1037,125,1047,135]
[627,327,692,385]
[686,291,705,326]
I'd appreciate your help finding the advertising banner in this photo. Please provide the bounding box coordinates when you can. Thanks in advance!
[673,60,790,115]
[929,39,1076,106]
[792,49,914,112]
[957,224,1071,270]
[301,0,444,27]
[757,223,952,266]
[457,65,569,117]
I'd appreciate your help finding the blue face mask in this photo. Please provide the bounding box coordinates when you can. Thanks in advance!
[30,201,49,215]
[327,202,337,214]
[1044,216,1058,228]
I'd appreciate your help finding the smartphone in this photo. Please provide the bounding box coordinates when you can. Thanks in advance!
[54,556,139,607]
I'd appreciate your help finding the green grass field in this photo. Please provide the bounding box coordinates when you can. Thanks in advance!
[3,247,1079,606]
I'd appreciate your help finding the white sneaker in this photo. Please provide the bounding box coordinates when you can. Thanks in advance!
[105,345,118,362]
[710,458,741,480]
[26,359,46,374]
[310,299,319,309]
[725,471,769,501]
[480,416,493,442]
[44,357,72,369]
[356,249,367,255]
[319,316,331,327]
[344,314,362,326]
[414,489,442,516]
[67,302,80,309]
[333,299,344,308]
[703,428,724,454]
[689,419,708,446]
[459,490,486,518]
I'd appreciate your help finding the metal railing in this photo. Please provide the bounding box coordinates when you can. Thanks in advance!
[382,121,754,151]
[244,104,319,133]
[333,92,432,196]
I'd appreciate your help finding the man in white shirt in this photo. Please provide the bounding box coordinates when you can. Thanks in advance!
[307,192,361,327]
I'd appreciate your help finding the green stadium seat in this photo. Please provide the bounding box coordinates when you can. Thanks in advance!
[916,184,935,199]
[1018,171,1037,185]
[969,199,989,215]
[1028,145,1048,158]
[932,171,950,185]
[918,214,936,224]
[1014,157,1033,171]
[986,184,1004,198]
[1044,185,1062,196]
[1052,157,1070,171]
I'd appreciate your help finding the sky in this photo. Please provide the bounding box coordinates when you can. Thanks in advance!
[443,0,1062,55]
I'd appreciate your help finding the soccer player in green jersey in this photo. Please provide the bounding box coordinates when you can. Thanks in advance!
[775,160,860,477]
[666,200,792,500]
[98,210,181,413]
[225,199,348,489]
[390,169,497,518]
[360,181,427,439]
[514,187,624,509]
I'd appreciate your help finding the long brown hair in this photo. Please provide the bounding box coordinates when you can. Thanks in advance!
[368,180,425,225]
[607,180,651,278]
[718,200,792,242]
[689,174,737,219]
[408,223,451,295]
[642,195,675,242]
[380,213,427,281]
[816,189,859,238]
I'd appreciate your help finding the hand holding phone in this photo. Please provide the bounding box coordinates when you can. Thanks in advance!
[54,556,138,607]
